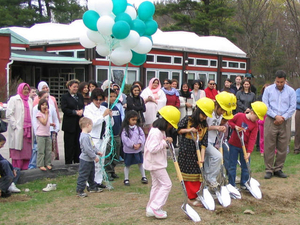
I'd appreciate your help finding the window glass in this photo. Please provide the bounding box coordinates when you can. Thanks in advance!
[210,60,217,67]
[157,55,172,63]
[199,74,207,88]
[187,72,196,88]
[127,70,137,84]
[58,51,74,57]
[196,59,209,66]
[146,55,154,62]
[77,51,85,58]
[174,57,182,64]
[146,71,155,85]
[97,69,108,82]
[221,74,228,89]
[229,62,239,68]
[159,71,169,84]
[240,63,246,68]
[222,61,227,67]
[188,58,194,65]
[230,75,237,82]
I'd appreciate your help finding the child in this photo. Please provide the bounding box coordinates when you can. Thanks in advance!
[36,98,55,171]
[76,117,103,197]
[144,105,180,219]
[0,134,21,198]
[121,110,147,186]
[227,101,267,189]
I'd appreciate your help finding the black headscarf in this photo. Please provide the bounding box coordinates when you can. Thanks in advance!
[180,83,191,98]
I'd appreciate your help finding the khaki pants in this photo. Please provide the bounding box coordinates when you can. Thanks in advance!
[264,116,289,173]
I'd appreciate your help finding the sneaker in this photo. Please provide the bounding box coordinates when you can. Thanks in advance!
[264,172,273,179]
[141,177,148,184]
[42,184,57,192]
[77,192,87,198]
[146,207,167,219]
[1,191,11,198]
[8,182,21,193]
[274,170,288,178]
[124,179,130,186]
[96,183,107,189]
[88,187,103,193]
[240,185,247,190]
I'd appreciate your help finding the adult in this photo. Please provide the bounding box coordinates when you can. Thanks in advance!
[236,80,256,113]
[126,85,146,125]
[262,70,296,179]
[171,79,179,90]
[61,79,84,164]
[231,76,243,94]
[88,80,98,95]
[6,83,33,170]
[244,73,257,95]
[162,79,180,108]
[29,87,37,101]
[84,88,112,188]
[221,78,235,94]
[132,81,143,91]
[179,83,195,120]
[140,78,166,136]
[294,88,300,154]
[112,83,127,107]
[191,80,206,101]
[78,82,90,106]
[204,79,218,100]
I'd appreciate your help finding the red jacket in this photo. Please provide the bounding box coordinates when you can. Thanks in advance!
[165,94,180,108]
[204,87,218,100]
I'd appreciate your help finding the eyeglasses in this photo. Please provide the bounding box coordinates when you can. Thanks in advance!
[163,82,170,84]
[113,88,120,91]
[95,98,103,101]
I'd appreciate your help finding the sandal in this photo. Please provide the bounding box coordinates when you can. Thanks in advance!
[141,177,148,184]
[124,179,130,186]
[40,167,47,171]
[47,165,52,170]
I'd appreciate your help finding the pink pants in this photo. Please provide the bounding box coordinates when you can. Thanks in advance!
[147,168,172,210]
[259,123,264,154]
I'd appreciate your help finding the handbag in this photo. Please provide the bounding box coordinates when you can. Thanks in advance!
[0,119,8,133]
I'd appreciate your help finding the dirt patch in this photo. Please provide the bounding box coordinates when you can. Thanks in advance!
[0,194,31,203]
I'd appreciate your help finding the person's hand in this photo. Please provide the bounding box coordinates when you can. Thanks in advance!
[244,152,250,161]
[235,126,245,132]
[45,108,49,115]
[103,108,111,117]
[95,157,99,163]
[133,144,141,150]
[189,127,198,133]
[147,96,153,102]
[186,103,192,108]
[76,109,83,117]
[123,104,127,108]
[165,137,173,144]
[97,152,103,156]
[218,126,226,133]
[13,169,17,177]
[50,123,56,128]
[244,108,251,114]
[274,115,284,125]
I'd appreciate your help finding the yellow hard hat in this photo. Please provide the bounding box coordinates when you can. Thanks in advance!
[251,101,268,120]
[158,105,181,129]
[196,97,214,118]
[223,110,234,120]
[215,92,232,112]
[230,93,237,110]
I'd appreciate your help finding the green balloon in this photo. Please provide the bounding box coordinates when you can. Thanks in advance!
[115,12,133,28]
[132,19,146,36]
[112,0,127,16]
[131,51,146,66]
[144,19,158,36]
[83,10,100,31]
[138,1,155,21]
[112,21,130,39]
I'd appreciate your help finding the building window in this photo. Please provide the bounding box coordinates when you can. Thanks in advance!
[174,57,182,64]
[58,51,74,57]
[188,58,194,65]
[159,71,169,83]
[196,59,209,66]
[127,70,137,84]
[146,55,155,62]
[172,72,180,85]
[229,62,239,68]
[97,69,108,82]
[146,71,156,85]
[240,63,246,69]
[222,61,227,67]
[77,51,85,58]
[210,60,217,67]
[157,55,172,63]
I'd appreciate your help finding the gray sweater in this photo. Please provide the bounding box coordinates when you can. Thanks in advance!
[236,90,256,113]
[79,132,98,162]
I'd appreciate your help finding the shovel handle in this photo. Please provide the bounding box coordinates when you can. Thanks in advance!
[173,161,184,182]
[219,146,224,164]
[241,145,249,163]
[196,149,203,168]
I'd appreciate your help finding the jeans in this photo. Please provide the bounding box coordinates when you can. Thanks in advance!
[28,137,37,169]
[228,144,249,187]
[0,160,20,192]
[76,159,97,192]
[204,143,222,184]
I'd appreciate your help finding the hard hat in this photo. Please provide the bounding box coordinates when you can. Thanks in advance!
[251,101,268,120]
[158,105,181,129]
[230,93,237,110]
[215,92,232,112]
[196,97,214,118]
[223,110,234,120]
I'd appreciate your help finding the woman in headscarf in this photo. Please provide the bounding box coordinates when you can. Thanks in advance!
[140,78,166,137]
[6,83,33,170]
[126,84,146,125]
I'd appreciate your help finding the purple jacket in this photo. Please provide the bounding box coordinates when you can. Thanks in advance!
[121,126,145,154]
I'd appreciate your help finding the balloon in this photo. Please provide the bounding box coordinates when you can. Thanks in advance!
[125,5,137,20]
[110,47,133,65]
[120,30,140,49]
[83,10,100,31]
[112,0,127,16]
[87,0,97,11]
[138,1,155,21]
[131,19,146,36]
[143,35,153,43]
[80,33,96,49]
[130,50,146,66]
[97,15,115,36]
[132,36,152,54]
[87,30,105,45]
[115,12,133,28]
[96,44,110,56]
[95,0,113,16]
[144,19,158,36]
[112,21,130,39]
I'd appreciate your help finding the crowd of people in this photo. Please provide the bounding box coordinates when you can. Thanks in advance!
[0,70,299,221]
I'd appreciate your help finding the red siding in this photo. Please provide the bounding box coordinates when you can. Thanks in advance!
[0,34,11,100]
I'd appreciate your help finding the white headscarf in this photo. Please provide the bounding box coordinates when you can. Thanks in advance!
[37,81,49,92]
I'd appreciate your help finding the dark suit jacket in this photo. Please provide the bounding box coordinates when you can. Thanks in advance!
[61,92,84,133]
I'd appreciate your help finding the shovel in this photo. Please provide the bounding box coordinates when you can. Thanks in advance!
[168,142,201,222]
[236,130,262,199]
[190,132,215,211]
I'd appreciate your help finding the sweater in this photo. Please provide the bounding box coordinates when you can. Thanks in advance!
[121,126,145,154]
[204,87,218,100]
[79,132,98,162]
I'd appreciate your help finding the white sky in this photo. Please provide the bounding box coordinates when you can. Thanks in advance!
[79,0,156,8]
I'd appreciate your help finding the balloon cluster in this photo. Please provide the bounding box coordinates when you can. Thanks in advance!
[80,0,158,66]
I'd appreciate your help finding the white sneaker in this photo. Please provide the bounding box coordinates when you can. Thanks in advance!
[42,184,57,192]
[8,182,21,193]
[146,207,167,219]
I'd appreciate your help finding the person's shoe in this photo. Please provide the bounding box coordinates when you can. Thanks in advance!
[77,192,87,198]
[39,167,47,171]
[46,165,52,170]
[88,187,103,193]
[108,176,114,181]
[294,149,300,154]
[8,182,21,193]
[124,179,130,186]
[264,172,273,179]
[42,184,57,192]
[141,177,148,184]
[274,170,288,178]
[1,191,11,198]
[96,183,107,189]
[146,207,167,219]
[111,173,119,179]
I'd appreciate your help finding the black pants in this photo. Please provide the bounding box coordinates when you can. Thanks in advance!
[76,159,97,192]
[64,130,81,164]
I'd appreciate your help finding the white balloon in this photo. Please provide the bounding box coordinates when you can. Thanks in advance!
[80,33,96,49]
[110,47,133,65]
[120,30,140,49]
[95,0,113,16]
[132,36,152,54]
[125,5,137,20]
[97,15,115,36]
[87,0,97,11]
[96,44,110,56]
[87,30,106,45]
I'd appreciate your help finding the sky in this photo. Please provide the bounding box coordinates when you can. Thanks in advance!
[79,0,156,8]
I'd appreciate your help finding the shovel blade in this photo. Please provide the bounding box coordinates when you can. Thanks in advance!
[226,184,241,199]
[245,179,262,199]
[220,186,231,207]
[197,189,215,211]
[182,203,201,222]
[250,177,260,187]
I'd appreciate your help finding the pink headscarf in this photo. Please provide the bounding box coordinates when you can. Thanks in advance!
[17,83,31,139]
[148,78,161,100]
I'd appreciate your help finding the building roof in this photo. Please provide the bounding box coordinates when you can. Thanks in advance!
[0,28,29,45]
[1,20,247,58]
